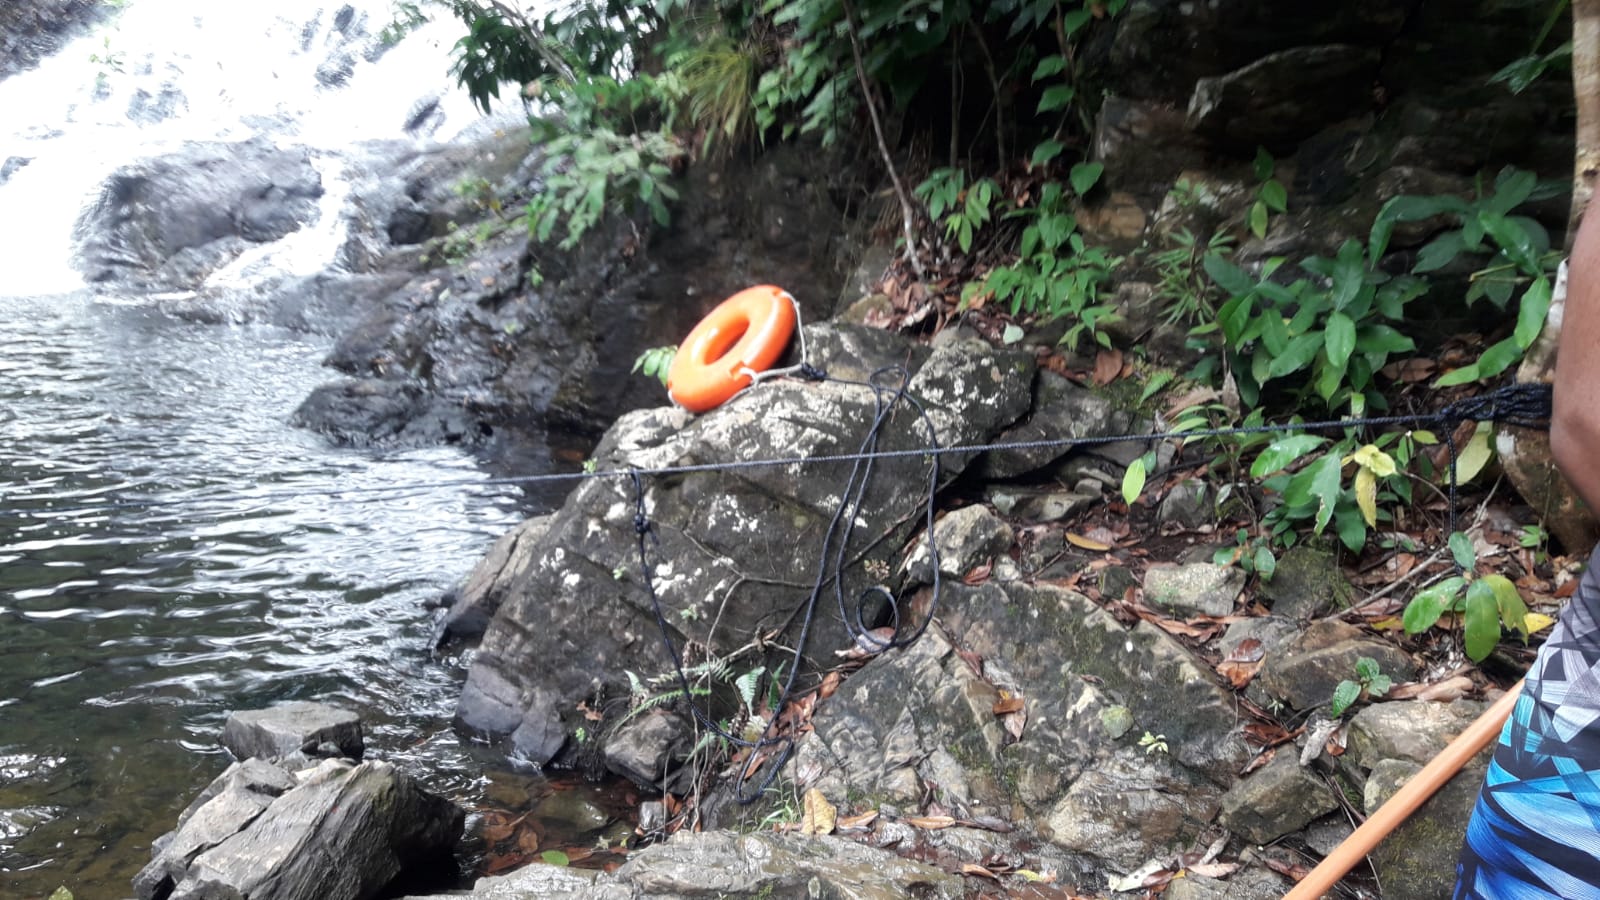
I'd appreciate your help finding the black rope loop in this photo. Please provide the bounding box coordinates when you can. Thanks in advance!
[1435,382,1553,431]
[798,362,828,382]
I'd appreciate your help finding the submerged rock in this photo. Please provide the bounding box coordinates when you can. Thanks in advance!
[221,701,365,762]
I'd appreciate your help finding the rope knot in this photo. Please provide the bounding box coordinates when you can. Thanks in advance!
[798,362,828,382]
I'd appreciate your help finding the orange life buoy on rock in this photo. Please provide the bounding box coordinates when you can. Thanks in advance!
[667,285,798,413]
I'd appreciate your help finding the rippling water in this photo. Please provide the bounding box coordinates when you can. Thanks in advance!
[0,289,540,898]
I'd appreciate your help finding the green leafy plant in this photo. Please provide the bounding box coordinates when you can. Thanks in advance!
[1197,238,1423,413]
[1371,167,1560,385]
[913,168,999,254]
[1248,147,1288,239]
[967,174,1124,350]
[1151,228,1235,326]
[1488,0,1572,95]
[1329,656,1392,717]
[1401,531,1548,662]
[526,129,682,249]
[1214,528,1278,581]
[633,345,678,387]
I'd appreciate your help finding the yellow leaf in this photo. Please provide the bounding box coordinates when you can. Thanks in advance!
[1456,422,1494,484]
[1067,532,1112,551]
[799,788,836,836]
[1348,443,1397,478]
[1355,465,1378,527]
[1525,612,1556,635]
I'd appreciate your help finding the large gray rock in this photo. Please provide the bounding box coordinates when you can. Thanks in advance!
[973,369,1135,480]
[434,514,556,647]
[136,758,463,900]
[787,580,1246,883]
[453,328,1034,769]
[1186,45,1383,151]
[1255,619,1416,713]
[221,701,364,762]
[0,0,106,79]
[1217,752,1339,844]
[76,137,324,288]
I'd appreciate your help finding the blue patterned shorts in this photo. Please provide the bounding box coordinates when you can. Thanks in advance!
[1456,545,1600,899]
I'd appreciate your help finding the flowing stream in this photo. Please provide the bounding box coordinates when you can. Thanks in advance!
[0,3,568,896]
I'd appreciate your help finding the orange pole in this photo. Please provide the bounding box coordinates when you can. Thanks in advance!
[1282,680,1524,900]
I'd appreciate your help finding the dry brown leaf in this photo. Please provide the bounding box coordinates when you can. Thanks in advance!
[1093,348,1123,386]
[1163,385,1220,420]
[904,815,957,830]
[1066,532,1112,552]
[817,670,842,700]
[993,694,1026,716]
[480,812,519,843]
[1415,676,1475,703]
[1216,637,1266,689]
[1239,746,1276,776]
[799,788,837,837]
[960,863,1001,880]
[836,627,897,660]
[962,562,993,585]
[837,809,879,830]
[517,827,541,853]
[1187,862,1240,878]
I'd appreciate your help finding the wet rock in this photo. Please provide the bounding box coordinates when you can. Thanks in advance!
[603,710,693,791]
[454,328,1033,761]
[435,515,555,647]
[1217,753,1338,844]
[1255,619,1416,712]
[291,377,484,448]
[137,757,463,900]
[1258,545,1353,619]
[532,790,613,836]
[902,504,1014,584]
[76,137,324,289]
[0,155,31,185]
[1143,563,1243,618]
[0,0,107,80]
[221,701,363,762]
[1187,45,1382,152]
[974,370,1134,479]
[417,829,962,900]
[987,487,1097,524]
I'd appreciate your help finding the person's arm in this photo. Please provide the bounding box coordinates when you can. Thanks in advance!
[1551,211,1600,513]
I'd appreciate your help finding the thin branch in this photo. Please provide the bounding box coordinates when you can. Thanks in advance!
[841,0,925,282]
[966,21,1006,166]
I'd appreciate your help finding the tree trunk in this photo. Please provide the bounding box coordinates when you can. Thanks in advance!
[1501,0,1600,554]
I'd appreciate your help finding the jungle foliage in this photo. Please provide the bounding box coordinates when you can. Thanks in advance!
[406,0,1568,661]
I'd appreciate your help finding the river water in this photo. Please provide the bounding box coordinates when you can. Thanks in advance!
[0,3,570,897]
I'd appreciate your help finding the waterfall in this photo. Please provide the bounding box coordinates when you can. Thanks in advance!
[0,0,520,298]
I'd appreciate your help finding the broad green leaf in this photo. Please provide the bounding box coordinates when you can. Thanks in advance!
[1306,453,1343,533]
[1330,679,1361,717]
[542,850,571,866]
[1484,573,1532,640]
[1253,545,1277,580]
[1032,55,1067,81]
[1248,201,1268,238]
[1412,430,1439,445]
[1368,674,1392,697]
[1031,139,1064,167]
[1355,657,1380,681]
[1250,434,1330,477]
[1336,505,1367,552]
[1325,311,1357,368]
[1203,253,1255,296]
[1330,240,1366,311]
[1038,85,1076,113]
[1482,212,1537,273]
[1261,180,1288,212]
[1414,231,1466,274]
[1070,162,1105,196]
[1357,324,1416,355]
[1355,465,1378,527]
[1403,576,1465,634]
[1001,323,1025,345]
[1488,167,1538,216]
[1266,333,1323,380]
[1122,456,1147,506]
[1515,276,1553,348]
[1449,531,1476,570]
[1463,578,1501,661]
[1454,421,1495,483]
[1434,361,1482,387]
[1253,146,1274,181]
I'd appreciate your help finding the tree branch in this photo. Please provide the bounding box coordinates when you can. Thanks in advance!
[841,0,925,282]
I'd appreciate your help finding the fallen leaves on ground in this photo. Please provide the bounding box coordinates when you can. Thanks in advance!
[799,788,837,837]
[1216,638,1265,688]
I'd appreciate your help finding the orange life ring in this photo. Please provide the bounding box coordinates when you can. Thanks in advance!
[667,285,798,413]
